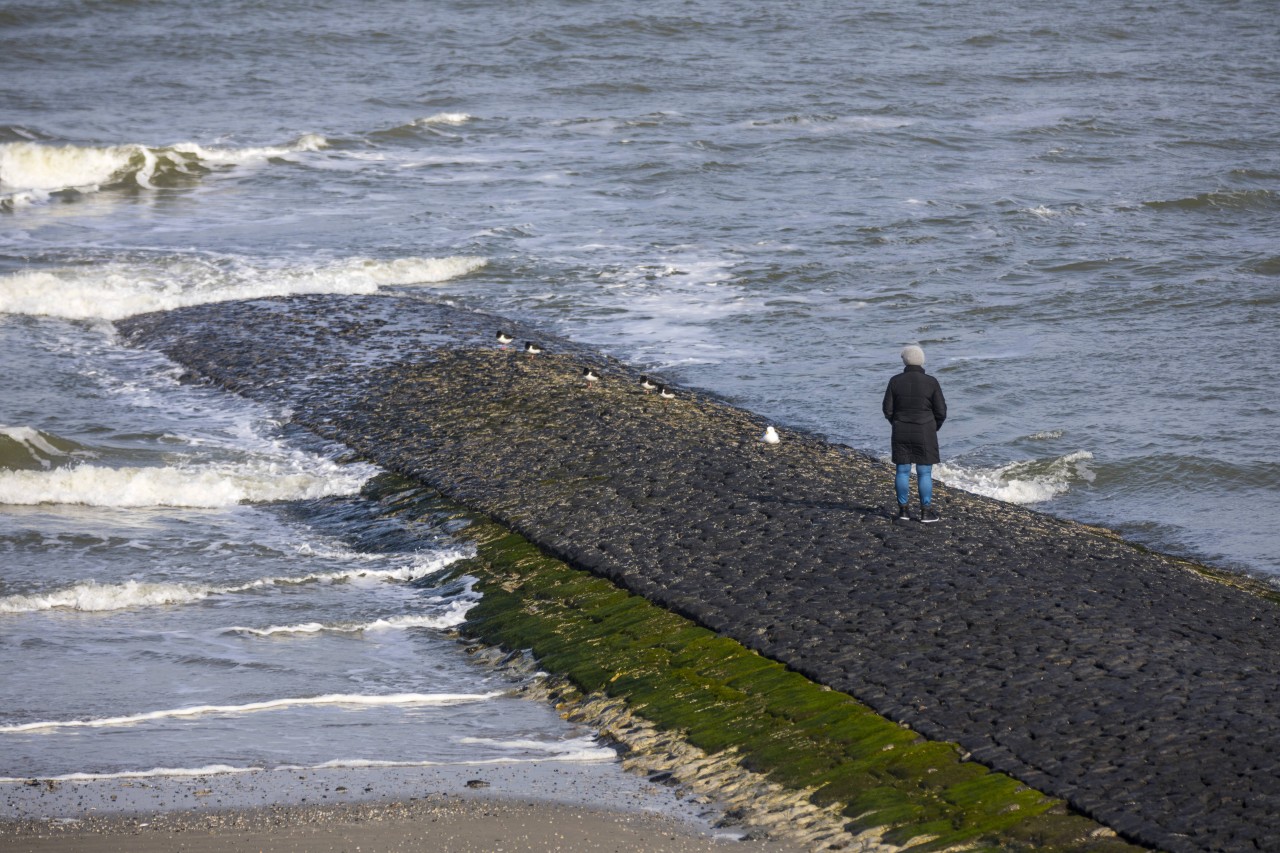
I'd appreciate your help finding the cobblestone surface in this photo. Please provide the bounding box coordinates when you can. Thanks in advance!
[120,295,1280,853]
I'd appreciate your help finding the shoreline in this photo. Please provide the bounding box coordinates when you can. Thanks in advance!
[0,794,783,853]
[0,760,784,852]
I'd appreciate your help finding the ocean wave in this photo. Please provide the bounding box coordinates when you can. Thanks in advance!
[415,113,473,126]
[0,458,370,508]
[0,765,254,784]
[745,114,912,133]
[0,746,614,784]
[1020,204,1084,220]
[0,551,470,614]
[1142,189,1277,212]
[0,136,326,208]
[307,751,616,769]
[936,450,1095,504]
[1243,255,1280,276]
[224,600,475,637]
[457,735,612,758]
[0,255,487,320]
[0,425,92,471]
[0,691,504,734]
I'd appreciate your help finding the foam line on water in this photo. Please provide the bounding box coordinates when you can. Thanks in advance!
[0,749,615,784]
[0,692,505,734]
[457,735,610,756]
[223,600,475,637]
[305,751,618,769]
[0,550,472,613]
[0,765,253,784]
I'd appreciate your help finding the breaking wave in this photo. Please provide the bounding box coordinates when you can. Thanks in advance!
[0,255,487,321]
[224,600,475,637]
[0,550,469,613]
[0,425,92,471]
[0,135,326,208]
[937,451,1095,504]
[0,457,371,508]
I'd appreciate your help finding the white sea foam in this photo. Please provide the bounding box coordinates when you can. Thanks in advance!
[225,600,475,637]
[0,551,471,614]
[0,747,613,784]
[0,765,253,784]
[414,113,473,126]
[307,750,616,768]
[0,459,370,508]
[0,255,488,321]
[936,451,1095,504]
[0,136,327,206]
[0,692,504,734]
[457,735,612,758]
[0,579,233,613]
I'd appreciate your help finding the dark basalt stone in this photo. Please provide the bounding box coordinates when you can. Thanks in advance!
[119,294,1280,853]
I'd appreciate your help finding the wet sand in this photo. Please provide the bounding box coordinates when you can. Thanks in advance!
[1,762,793,852]
[0,798,787,853]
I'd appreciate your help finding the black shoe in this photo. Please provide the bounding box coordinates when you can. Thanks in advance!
[895,503,911,521]
[919,503,940,523]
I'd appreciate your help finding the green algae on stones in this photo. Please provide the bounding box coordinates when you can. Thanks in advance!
[367,477,1141,852]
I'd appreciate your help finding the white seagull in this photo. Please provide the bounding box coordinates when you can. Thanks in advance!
[761,426,780,444]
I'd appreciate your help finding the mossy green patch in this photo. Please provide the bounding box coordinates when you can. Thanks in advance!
[372,475,1144,852]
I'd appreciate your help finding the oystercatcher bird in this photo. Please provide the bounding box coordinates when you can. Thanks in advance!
[496,331,514,346]
[523,341,543,355]
[582,367,601,387]
[639,375,657,391]
[658,385,676,400]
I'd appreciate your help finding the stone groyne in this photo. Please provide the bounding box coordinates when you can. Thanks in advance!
[119,295,1280,853]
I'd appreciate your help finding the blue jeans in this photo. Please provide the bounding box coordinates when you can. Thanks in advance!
[896,463,933,506]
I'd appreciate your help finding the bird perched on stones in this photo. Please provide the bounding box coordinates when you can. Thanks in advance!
[658,385,676,400]
[496,331,514,346]
[524,341,543,355]
[582,367,601,386]
[761,425,780,444]
[640,375,657,391]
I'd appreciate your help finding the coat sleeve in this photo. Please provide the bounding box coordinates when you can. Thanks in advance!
[932,380,947,430]
[882,381,895,422]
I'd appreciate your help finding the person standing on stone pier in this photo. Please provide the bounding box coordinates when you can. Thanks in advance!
[883,345,947,523]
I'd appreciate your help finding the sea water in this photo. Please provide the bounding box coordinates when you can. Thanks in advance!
[2,0,1278,801]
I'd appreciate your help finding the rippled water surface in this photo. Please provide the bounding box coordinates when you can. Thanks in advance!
[2,0,1278,789]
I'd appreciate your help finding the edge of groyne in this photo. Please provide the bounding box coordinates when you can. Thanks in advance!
[116,294,1280,853]
[365,474,1139,852]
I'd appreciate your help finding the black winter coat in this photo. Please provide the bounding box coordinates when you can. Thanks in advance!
[882,365,947,465]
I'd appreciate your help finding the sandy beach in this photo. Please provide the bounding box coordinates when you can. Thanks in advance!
[0,797,789,853]
[0,761,794,852]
